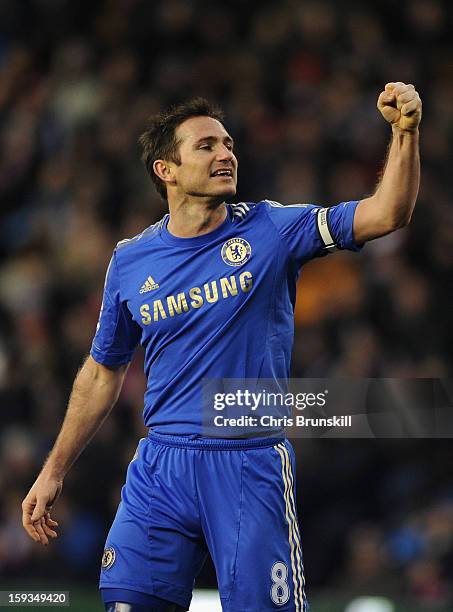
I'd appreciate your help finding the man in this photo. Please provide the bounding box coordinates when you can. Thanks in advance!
[22,82,421,612]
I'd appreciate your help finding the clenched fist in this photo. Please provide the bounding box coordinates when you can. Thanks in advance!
[377,82,422,133]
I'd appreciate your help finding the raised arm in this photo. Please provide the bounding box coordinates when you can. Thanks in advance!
[22,355,129,545]
[353,82,422,243]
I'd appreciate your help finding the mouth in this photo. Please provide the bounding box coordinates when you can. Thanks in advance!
[210,169,234,179]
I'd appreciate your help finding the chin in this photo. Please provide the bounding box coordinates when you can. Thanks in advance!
[188,184,237,200]
[205,190,237,202]
[216,185,237,198]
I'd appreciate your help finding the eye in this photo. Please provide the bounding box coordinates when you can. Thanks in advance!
[199,144,212,150]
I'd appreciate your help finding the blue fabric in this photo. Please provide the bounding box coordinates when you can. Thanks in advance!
[90,200,361,436]
[91,254,141,366]
[99,436,308,612]
[147,430,283,449]
[264,199,362,261]
[102,588,182,610]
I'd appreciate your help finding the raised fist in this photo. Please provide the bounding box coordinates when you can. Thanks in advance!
[377,82,422,133]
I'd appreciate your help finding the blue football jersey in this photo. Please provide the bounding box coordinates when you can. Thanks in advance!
[91,200,362,434]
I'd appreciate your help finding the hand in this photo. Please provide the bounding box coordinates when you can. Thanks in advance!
[22,474,63,545]
[377,82,422,133]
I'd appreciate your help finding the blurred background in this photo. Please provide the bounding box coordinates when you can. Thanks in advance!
[0,0,452,610]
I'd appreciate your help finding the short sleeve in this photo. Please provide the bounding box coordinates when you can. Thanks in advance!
[263,199,363,264]
[90,251,141,366]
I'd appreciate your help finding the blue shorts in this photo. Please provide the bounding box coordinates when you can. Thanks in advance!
[99,432,308,612]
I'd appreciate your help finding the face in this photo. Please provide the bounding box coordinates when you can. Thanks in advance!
[167,116,238,200]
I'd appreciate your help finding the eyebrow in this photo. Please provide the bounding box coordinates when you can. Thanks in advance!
[194,135,234,147]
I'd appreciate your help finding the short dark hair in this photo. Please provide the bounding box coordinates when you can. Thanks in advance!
[138,97,225,200]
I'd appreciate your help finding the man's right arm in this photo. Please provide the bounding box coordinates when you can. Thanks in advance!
[22,355,129,545]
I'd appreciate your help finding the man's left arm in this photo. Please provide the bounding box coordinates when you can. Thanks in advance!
[354,81,422,243]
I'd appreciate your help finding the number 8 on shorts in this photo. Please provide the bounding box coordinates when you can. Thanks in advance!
[271,561,290,606]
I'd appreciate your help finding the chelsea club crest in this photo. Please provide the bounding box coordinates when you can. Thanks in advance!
[101,546,116,570]
[221,238,252,267]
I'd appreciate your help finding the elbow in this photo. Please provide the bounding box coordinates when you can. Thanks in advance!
[388,218,408,232]
[362,195,414,237]
[392,212,413,231]
[403,212,413,227]
[77,356,128,392]
[386,208,413,232]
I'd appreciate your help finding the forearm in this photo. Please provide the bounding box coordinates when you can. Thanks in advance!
[374,125,420,228]
[354,126,420,242]
[368,81,422,232]
[42,356,127,480]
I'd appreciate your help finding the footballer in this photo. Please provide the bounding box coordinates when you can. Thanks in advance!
[22,82,421,612]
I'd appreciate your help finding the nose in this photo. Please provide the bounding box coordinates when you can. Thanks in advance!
[216,145,235,163]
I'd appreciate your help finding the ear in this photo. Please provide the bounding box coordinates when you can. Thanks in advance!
[153,160,175,185]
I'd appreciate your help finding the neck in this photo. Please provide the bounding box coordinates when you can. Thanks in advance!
[167,196,227,238]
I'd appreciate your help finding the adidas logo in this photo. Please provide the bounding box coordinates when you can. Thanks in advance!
[139,276,159,293]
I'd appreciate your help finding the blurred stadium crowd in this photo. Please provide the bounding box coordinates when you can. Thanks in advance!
[1,0,453,608]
